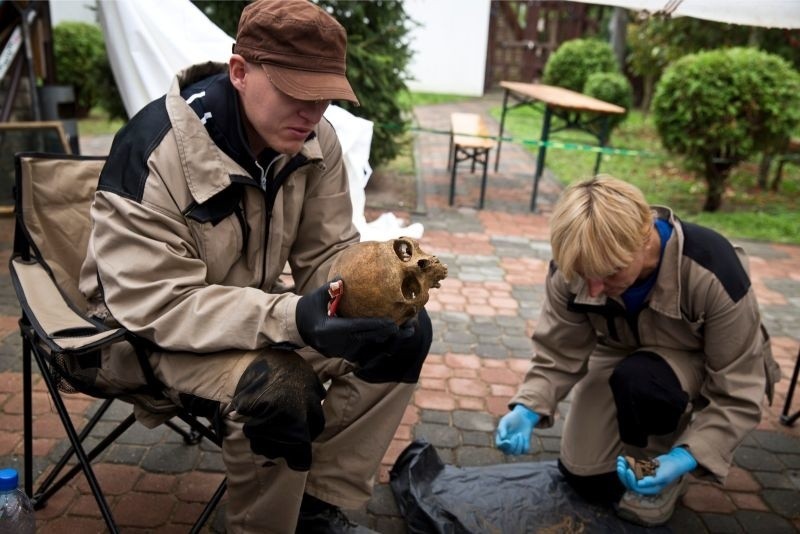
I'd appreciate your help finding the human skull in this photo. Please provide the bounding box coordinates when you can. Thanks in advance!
[328,237,448,324]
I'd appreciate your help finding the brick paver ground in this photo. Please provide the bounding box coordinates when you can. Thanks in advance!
[0,97,798,533]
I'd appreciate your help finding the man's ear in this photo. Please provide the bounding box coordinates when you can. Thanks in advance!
[229,54,247,91]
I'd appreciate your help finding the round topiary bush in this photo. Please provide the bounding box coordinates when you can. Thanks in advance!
[53,22,106,116]
[542,38,619,93]
[582,71,633,128]
[652,47,800,211]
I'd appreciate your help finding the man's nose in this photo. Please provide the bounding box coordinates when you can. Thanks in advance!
[587,278,605,298]
[299,100,329,123]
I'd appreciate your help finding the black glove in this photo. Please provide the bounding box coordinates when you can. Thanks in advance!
[232,352,326,471]
[296,280,400,362]
[354,308,433,384]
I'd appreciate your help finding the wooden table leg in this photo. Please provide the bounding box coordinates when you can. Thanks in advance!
[593,116,611,176]
[494,88,510,172]
[530,106,552,212]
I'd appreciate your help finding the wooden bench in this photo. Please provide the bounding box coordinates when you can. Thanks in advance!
[448,112,496,209]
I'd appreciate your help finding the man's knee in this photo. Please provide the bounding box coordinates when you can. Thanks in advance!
[232,352,326,471]
[558,460,625,506]
[609,351,689,447]
[355,308,433,384]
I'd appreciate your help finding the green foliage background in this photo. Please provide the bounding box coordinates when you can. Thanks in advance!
[541,38,633,134]
[52,22,105,116]
[626,16,800,110]
[582,71,632,129]
[542,38,619,93]
[652,47,800,209]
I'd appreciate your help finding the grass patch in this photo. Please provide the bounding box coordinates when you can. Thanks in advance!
[399,90,478,108]
[488,105,800,244]
[78,107,125,136]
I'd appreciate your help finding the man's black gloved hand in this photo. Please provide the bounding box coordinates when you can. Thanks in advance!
[232,352,326,471]
[296,280,400,362]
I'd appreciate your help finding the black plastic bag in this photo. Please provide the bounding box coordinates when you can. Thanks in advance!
[390,440,670,534]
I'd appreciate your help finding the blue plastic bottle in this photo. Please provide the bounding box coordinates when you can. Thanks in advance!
[0,468,35,534]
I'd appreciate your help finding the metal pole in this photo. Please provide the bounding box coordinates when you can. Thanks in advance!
[16,3,42,121]
[593,116,612,176]
[530,106,552,212]
[494,88,510,171]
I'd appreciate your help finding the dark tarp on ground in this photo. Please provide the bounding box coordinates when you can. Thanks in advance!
[389,440,671,534]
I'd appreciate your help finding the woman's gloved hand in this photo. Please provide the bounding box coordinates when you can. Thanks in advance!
[494,404,541,455]
[616,447,698,495]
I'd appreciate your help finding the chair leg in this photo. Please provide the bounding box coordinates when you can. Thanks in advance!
[22,334,34,499]
[32,348,120,532]
[33,398,120,503]
[190,478,227,534]
[166,419,203,445]
[29,365,224,531]
[780,347,800,426]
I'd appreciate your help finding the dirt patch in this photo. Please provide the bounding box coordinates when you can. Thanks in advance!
[364,167,417,212]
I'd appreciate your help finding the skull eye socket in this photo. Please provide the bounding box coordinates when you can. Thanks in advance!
[402,275,422,301]
[394,239,413,262]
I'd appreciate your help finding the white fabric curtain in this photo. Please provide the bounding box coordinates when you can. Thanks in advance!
[567,0,800,29]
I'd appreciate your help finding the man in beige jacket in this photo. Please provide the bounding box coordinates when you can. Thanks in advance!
[79,1,431,532]
[495,176,779,527]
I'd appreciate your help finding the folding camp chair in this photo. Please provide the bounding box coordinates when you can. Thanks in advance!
[9,152,227,533]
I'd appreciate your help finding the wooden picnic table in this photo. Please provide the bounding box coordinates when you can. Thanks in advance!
[495,81,626,211]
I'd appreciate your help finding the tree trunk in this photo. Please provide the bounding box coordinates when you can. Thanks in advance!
[757,152,773,189]
[703,158,733,212]
[641,76,655,115]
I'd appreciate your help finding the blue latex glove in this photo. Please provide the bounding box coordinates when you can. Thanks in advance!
[495,404,540,455]
[616,447,698,496]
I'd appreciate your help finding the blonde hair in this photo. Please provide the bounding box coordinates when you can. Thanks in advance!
[550,175,653,282]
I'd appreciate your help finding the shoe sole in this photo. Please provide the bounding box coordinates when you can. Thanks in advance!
[615,479,688,527]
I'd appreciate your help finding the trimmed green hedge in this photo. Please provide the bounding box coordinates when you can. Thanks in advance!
[53,22,106,116]
[653,47,800,210]
[583,71,632,129]
[542,38,619,93]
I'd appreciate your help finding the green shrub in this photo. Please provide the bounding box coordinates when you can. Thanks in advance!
[316,0,414,168]
[53,22,106,116]
[582,71,632,128]
[652,47,800,211]
[542,38,619,93]
[95,57,128,122]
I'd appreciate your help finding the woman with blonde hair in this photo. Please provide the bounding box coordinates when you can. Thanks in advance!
[496,175,779,527]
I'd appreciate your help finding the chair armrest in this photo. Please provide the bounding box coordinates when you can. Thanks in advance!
[10,257,126,354]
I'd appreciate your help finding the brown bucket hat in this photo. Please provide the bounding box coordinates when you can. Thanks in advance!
[232,0,359,105]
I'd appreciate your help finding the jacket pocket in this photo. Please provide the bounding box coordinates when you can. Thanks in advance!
[190,215,244,283]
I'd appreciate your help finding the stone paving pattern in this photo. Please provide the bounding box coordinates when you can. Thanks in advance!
[0,97,798,533]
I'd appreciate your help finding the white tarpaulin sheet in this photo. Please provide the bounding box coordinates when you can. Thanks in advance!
[96,0,422,241]
[568,0,800,29]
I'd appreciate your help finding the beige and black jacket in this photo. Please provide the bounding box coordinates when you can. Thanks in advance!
[79,62,359,354]
[511,206,781,482]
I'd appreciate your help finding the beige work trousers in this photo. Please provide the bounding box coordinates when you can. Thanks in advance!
[97,343,415,534]
[558,347,706,477]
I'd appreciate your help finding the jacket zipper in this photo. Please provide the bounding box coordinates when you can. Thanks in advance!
[254,154,311,289]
